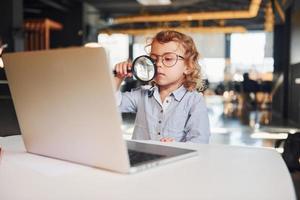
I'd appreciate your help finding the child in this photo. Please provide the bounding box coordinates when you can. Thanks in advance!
[114,30,210,143]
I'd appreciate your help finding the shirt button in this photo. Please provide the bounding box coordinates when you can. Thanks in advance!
[166,100,169,103]
[160,110,163,113]
[158,120,162,124]
[158,132,161,135]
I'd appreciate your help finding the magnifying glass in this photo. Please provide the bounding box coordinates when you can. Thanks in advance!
[114,55,156,82]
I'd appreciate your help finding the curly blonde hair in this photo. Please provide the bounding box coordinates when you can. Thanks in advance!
[147,30,203,91]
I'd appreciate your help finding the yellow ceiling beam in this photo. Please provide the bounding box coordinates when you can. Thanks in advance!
[100,26,247,35]
[113,0,262,24]
[264,2,274,32]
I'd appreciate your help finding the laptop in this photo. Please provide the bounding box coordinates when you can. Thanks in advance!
[3,47,197,173]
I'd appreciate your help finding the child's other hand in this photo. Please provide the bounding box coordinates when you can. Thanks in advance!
[160,137,175,142]
[114,60,133,80]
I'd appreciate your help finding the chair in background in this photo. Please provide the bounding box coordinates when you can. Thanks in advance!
[24,18,63,51]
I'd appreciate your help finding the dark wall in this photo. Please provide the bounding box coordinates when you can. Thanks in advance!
[272,0,300,126]
[288,0,300,126]
[290,0,300,64]
[0,0,23,136]
[288,63,300,125]
[24,1,85,48]
[0,0,24,52]
[272,7,291,119]
[50,2,84,48]
[0,1,90,136]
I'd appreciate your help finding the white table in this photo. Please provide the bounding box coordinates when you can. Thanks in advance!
[0,135,296,200]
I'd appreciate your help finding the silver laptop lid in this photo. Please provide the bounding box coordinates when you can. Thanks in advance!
[4,47,130,173]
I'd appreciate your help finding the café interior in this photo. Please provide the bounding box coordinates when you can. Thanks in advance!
[0,0,300,198]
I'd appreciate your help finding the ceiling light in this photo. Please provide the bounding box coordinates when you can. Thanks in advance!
[137,0,171,6]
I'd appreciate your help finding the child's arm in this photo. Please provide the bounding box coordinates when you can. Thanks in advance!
[114,61,132,90]
[183,95,211,143]
[114,60,141,113]
[116,88,142,113]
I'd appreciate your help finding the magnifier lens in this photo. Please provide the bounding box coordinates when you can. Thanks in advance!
[132,56,155,82]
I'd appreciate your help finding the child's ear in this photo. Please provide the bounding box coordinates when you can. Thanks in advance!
[184,65,191,75]
[184,60,193,75]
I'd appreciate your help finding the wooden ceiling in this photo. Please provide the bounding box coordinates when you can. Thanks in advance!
[24,0,294,34]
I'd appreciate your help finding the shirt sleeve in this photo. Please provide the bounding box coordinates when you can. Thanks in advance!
[116,88,142,113]
[183,94,211,144]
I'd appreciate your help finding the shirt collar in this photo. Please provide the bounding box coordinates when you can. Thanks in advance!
[171,85,188,102]
[153,85,187,102]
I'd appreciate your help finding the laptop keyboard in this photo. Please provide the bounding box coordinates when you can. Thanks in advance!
[128,150,165,166]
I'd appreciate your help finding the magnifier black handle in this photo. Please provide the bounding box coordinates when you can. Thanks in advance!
[113,69,132,76]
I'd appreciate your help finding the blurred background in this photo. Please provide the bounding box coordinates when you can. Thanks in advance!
[1,0,299,146]
[0,0,300,192]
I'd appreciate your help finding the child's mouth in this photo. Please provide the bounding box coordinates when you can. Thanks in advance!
[157,73,165,77]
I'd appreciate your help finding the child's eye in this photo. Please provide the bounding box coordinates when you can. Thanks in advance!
[164,57,173,61]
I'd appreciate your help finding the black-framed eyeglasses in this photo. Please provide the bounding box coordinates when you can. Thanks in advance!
[149,52,185,68]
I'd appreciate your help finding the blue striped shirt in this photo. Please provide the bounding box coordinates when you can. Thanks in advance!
[116,85,210,143]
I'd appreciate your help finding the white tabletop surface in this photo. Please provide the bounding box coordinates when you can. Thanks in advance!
[0,135,296,200]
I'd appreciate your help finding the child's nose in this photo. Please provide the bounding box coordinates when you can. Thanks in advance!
[155,57,164,68]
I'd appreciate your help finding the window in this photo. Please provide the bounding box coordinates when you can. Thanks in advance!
[200,58,226,83]
[230,32,274,73]
[98,33,129,68]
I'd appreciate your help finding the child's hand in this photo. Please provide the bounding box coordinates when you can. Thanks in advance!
[114,61,133,80]
[160,137,175,142]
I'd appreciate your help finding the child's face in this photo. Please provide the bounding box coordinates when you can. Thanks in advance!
[150,40,188,89]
